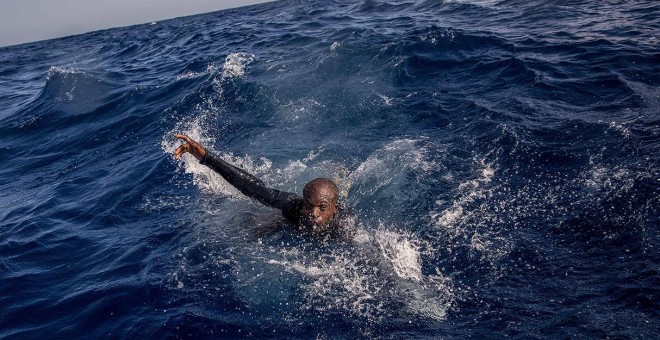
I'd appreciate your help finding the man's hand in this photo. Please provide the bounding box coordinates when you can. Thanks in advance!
[174,134,207,161]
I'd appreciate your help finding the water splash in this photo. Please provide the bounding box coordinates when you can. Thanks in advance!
[221,53,256,79]
[347,138,435,197]
[162,52,264,197]
[375,229,422,282]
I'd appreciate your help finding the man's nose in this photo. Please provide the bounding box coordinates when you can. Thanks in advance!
[310,207,320,218]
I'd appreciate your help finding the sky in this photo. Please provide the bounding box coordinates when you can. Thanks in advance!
[0,0,274,48]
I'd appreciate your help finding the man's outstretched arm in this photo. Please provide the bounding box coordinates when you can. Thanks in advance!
[174,134,297,209]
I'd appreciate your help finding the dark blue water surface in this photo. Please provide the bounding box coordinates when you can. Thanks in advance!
[1,0,658,338]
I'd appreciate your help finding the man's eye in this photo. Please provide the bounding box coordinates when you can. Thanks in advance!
[320,205,328,211]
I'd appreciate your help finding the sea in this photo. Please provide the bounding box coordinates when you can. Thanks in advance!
[1,0,658,338]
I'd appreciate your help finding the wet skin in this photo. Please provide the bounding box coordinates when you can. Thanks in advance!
[174,134,206,161]
[302,184,339,231]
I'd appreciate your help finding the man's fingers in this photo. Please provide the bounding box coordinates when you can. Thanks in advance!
[174,134,192,143]
[173,134,204,161]
[174,134,192,160]
[174,144,188,159]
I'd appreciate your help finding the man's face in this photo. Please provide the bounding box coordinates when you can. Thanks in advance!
[302,185,338,230]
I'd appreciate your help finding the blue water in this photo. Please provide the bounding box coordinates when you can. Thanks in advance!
[1,0,658,338]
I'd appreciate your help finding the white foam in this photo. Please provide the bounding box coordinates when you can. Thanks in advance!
[221,52,255,79]
[375,229,422,282]
[420,27,456,44]
[432,157,495,231]
[378,93,393,106]
[607,121,632,139]
[303,147,323,162]
[281,160,307,174]
[583,162,635,193]
[263,225,454,323]
[268,248,384,321]
[175,63,219,81]
[46,66,80,101]
[46,66,79,80]
[375,228,454,319]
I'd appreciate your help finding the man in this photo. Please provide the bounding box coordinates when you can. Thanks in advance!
[174,134,351,238]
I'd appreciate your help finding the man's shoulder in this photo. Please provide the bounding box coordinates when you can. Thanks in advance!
[281,196,303,221]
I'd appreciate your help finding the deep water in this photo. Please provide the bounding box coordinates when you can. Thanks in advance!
[1,0,658,338]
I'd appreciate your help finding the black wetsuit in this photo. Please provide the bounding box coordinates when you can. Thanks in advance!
[200,151,352,238]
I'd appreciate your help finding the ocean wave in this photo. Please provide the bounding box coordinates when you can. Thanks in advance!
[1,0,658,338]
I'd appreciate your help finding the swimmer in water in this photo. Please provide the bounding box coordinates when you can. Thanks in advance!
[174,134,352,238]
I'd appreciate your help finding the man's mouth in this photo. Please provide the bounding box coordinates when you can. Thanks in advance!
[303,218,324,230]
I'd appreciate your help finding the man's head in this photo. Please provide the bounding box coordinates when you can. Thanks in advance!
[302,178,339,230]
